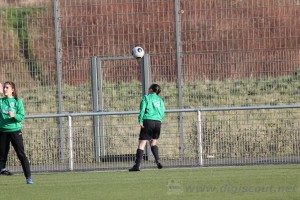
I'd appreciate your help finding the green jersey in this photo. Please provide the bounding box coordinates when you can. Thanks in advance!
[138,93,165,124]
[0,97,25,132]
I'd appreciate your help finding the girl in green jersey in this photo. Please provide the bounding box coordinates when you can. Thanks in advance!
[129,83,165,171]
[0,81,33,184]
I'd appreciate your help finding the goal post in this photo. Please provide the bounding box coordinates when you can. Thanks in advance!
[90,54,152,162]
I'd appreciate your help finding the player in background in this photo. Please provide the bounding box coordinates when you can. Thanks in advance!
[129,83,165,171]
[0,81,33,184]
[0,82,12,176]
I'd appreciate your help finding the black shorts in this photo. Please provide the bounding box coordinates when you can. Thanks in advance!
[139,120,161,140]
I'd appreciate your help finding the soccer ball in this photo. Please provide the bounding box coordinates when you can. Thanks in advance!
[132,46,145,59]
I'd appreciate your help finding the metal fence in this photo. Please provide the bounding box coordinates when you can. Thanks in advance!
[0,0,300,172]
[5,105,300,173]
[0,0,299,113]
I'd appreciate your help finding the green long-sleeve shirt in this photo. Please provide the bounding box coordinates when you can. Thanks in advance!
[138,93,165,124]
[0,97,25,132]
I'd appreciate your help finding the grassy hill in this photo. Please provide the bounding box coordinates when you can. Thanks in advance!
[0,0,299,85]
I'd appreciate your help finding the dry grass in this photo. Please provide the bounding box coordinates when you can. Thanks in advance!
[0,0,46,6]
[0,0,299,84]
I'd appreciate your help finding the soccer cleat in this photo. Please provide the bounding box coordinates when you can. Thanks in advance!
[26,178,33,184]
[0,169,13,176]
[129,164,140,172]
[157,162,163,169]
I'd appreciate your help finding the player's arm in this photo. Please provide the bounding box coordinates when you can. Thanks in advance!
[138,96,147,126]
[13,100,25,122]
[160,100,165,120]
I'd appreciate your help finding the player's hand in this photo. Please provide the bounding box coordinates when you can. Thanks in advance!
[140,124,144,128]
[8,111,14,118]
[0,83,3,94]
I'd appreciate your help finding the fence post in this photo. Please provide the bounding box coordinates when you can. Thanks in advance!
[68,115,74,171]
[91,57,103,162]
[140,54,151,96]
[54,0,65,163]
[197,110,203,166]
[174,0,184,158]
[141,54,152,160]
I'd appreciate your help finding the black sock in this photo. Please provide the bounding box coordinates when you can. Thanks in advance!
[151,145,160,163]
[135,149,144,166]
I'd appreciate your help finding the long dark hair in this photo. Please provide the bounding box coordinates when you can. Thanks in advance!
[149,83,161,95]
[4,81,18,100]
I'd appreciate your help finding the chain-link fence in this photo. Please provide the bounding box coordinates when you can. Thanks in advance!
[0,0,299,172]
[4,106,300,173]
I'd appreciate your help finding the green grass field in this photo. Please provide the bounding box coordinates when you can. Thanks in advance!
[1,164,299,200]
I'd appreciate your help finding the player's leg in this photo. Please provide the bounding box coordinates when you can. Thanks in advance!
[129,140,147,171]
[129,120,152,171]
[135,140,147,167]
[150,140,163,169]
[1,144,12,175]
[150,121,163,169]
[0,132,12,175]
[10,131,32,183]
